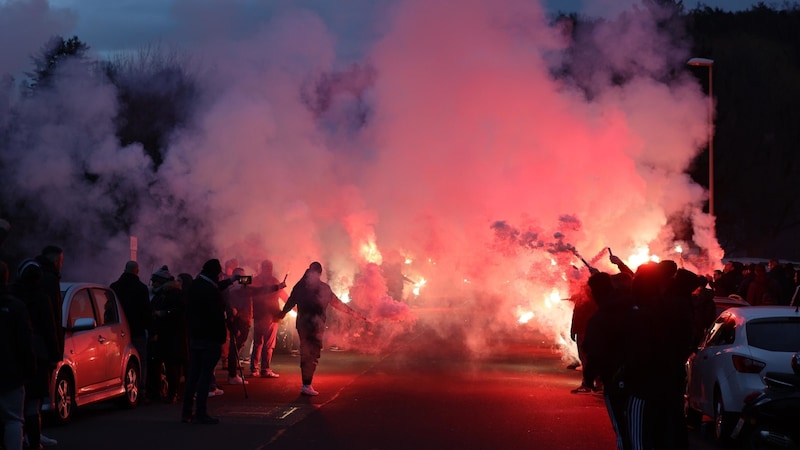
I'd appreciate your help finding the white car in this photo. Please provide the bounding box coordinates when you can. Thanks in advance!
[685,306,800,442]
[44,282,141,423]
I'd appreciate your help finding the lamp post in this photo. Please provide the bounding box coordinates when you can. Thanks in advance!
[687,57,715,216]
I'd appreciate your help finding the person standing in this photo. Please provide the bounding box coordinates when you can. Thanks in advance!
[277,261,367,396]
[34,245,64,356]
[569,283,598,392]
[250,260,288,378]
[150,265,188,404]
[0,260,36,450]
[225,267,252,385]
[181,259,229,424]
[581,271,633,450]
[10,260,61,450]
[110,260,153,403]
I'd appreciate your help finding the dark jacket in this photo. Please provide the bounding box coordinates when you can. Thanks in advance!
[186,273,227,344]
[10,267,61,398]
[111,272,152,339]
[0,292,36,393]
[10,271,61,365]
[151,280,189,363]
[282,269,354,332]
[582,300,632,394]
[35,254,63,353]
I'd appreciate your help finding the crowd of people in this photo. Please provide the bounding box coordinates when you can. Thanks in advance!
[109,257,367,425]
[711,259,800,307]
[568,252,800,450]
[568,254,715,450]
[0,218,370,446]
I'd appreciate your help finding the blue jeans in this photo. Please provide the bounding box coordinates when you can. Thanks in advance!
[181,338,222,419]
[0,385,25,450]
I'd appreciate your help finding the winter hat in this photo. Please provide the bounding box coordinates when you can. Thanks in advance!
[151,265,174,282]
[309,261,323,273]
[202,259,222,276]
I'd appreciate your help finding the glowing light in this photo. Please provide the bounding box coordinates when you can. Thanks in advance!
[412,278,427,296]
[518,311,534,324]
[359,239,382,265]
[404,258,413,265]
[463,278,471,283]
[628,246,659,268]
[675,245,683,254]
[340,292,351,304]
[544,289,562,308]
[550,258,557,266]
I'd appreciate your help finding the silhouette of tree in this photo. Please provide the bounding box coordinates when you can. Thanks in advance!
[26,35,90,91]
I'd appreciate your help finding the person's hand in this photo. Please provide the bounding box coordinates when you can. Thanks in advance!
[609,254,624,266]
[278,281,287,290]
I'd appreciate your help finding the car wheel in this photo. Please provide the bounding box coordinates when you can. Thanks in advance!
[714,392,735,443]
[53,371,74,425]
[121,359,140,408]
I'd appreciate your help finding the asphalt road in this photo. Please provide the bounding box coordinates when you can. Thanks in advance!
[40,320,722,450]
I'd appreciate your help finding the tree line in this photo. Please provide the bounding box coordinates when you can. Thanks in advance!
[2,1,799,263]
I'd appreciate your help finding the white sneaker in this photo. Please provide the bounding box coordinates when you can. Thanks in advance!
[228,375,249,385]
[301,385,319,396]
[261,369,280,378]
[41,434,58,446]
[208,387,225,397]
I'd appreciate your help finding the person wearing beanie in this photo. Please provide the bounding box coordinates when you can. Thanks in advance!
[278,261,367,396]
[181,259,229,424]
[150,265,188,404]
[110,260,153,403]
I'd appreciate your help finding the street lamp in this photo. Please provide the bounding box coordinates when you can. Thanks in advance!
[687,57,715,216]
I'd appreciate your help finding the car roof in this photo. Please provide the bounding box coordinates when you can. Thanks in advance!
[713,296,750,307]
[60,281,110,293]
[722,305,800,322]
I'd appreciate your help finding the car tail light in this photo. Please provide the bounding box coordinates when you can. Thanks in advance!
[731,355,766,373]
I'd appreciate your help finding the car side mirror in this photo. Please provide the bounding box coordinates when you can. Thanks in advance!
[68,317,96,332]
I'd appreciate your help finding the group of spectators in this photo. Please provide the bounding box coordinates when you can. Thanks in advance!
[107,256,367,425]
[569,254,800,450]
[570,253,718,450]
[711,259,800,306]
[106,257,290,425]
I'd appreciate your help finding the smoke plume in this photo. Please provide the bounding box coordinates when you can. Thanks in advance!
[0,0,721,358]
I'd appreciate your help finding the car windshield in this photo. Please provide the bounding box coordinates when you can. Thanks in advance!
[746,317,800,352]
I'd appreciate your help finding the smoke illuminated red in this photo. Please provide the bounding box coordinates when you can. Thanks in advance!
[0,0,723,360]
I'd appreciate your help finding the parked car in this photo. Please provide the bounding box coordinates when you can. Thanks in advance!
[44,282,141,424]
[685,306,800,443]
[713,295,750,316]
